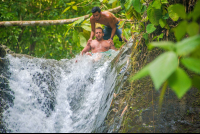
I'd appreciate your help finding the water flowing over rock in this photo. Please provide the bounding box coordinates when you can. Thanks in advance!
[0,40,134,133]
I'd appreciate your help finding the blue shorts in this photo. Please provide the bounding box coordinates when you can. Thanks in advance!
[103,21,122,41]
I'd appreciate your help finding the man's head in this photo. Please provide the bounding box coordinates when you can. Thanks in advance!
[95,27,104,40]
[91,7,101,21]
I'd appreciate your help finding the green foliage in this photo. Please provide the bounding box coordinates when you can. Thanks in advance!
[126,0,200,99]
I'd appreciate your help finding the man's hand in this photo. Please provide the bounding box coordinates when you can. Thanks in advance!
[87,38,93,45]
[108,38,114,46]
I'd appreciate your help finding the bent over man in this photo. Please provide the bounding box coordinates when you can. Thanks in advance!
[87,7,127,46]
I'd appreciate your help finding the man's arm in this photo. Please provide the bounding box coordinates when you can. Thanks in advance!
[88,17,95,42]
[80,42,91,55]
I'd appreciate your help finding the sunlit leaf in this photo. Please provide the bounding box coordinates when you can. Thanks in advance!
[81,25,91,31]
[66,1,75,5]
[170,4,186,19]
[174,20,187,41]
[181,58,200,74]
[168,67,192,99]
[62,7,70,14]
[72,6,77,11]
[161,0,168,4]
[148,41,175,51]
[159,18,166,28]
[73,30,78,42]
[186,22,199,37]
[146,24,156,34]
[175,34,200,56]
[149,51,178,90]
[152,0,161,9]
[79,33,87,47]
[108,0,117,4]
[168,5,179,21]
[118,20,126,29]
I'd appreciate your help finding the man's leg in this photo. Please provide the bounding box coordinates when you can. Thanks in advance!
[103,26,112,40]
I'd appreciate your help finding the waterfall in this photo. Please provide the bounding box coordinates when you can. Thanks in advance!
[0,44,132,133]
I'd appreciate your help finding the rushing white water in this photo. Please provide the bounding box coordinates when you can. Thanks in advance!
[2,51,120,133]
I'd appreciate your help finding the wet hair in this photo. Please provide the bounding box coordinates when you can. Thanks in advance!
[95,27,104,33]
[91,7,101,13]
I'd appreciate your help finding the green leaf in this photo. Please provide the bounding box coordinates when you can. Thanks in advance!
[118,20,126,29]
[72,6,77,10]
[73,30,78,42]
[171,4,186,19]
[148,41,175,51]
[168,67,192,99]
[62,7,70,14]
[124,0,132,11]
[147,6,162,25]
[149,51,178,90]
[133,0,142,13]
[67,1,75,5]
[108,0,117,4]
[181,58,200,74]
[174,20,188,41]
[186,22,199,37]
[143,33,148,40]
[73,16,85,26]
[192,75,200,90]
[81,25,91,31]
[141,5,147,13]
[129,64,150,82]
[79,33,87,47]
[162,13,169,19]
[152,0,161,9]
[161,0,168,4]
[175,34,200,56]
[191,0,200,21]
[168,5,179,21]
[159,18,166,28]
[146,24,156,34]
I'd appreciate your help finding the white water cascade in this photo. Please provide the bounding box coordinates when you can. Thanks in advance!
[1,50,124,133]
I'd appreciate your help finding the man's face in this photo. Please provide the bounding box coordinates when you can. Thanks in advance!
[92,11,101,21]
[95,29,104,40]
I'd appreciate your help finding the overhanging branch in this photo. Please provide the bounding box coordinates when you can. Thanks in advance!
[0,6,122,27]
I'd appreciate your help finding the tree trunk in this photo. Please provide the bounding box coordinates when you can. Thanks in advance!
[0,6,122,27]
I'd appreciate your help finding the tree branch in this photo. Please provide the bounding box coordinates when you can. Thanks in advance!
[0,6,122,27]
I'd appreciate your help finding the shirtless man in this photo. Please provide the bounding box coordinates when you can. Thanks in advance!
[87,7,127,46]
[80,27,117,56]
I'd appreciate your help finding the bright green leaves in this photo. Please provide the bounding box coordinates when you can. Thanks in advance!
[159,18,166,28]
[149,52,178,90]
[175,35,200,56]
[168,5,179,21]
[148,41,175,51]
[190,0,200,21]
[79,33,87,47]
[147,5,162,25]
[173,20,188,41]
[130,52,178,90]
[168,67,191,99]
[170,4,186,19]
[181,58,200,74]
[132,0,142,13]
[146,24,156,34]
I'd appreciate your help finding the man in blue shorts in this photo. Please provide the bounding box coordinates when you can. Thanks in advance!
[87,7,127,46]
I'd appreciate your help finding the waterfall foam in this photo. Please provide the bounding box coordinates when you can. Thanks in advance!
[2,51,120,133]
